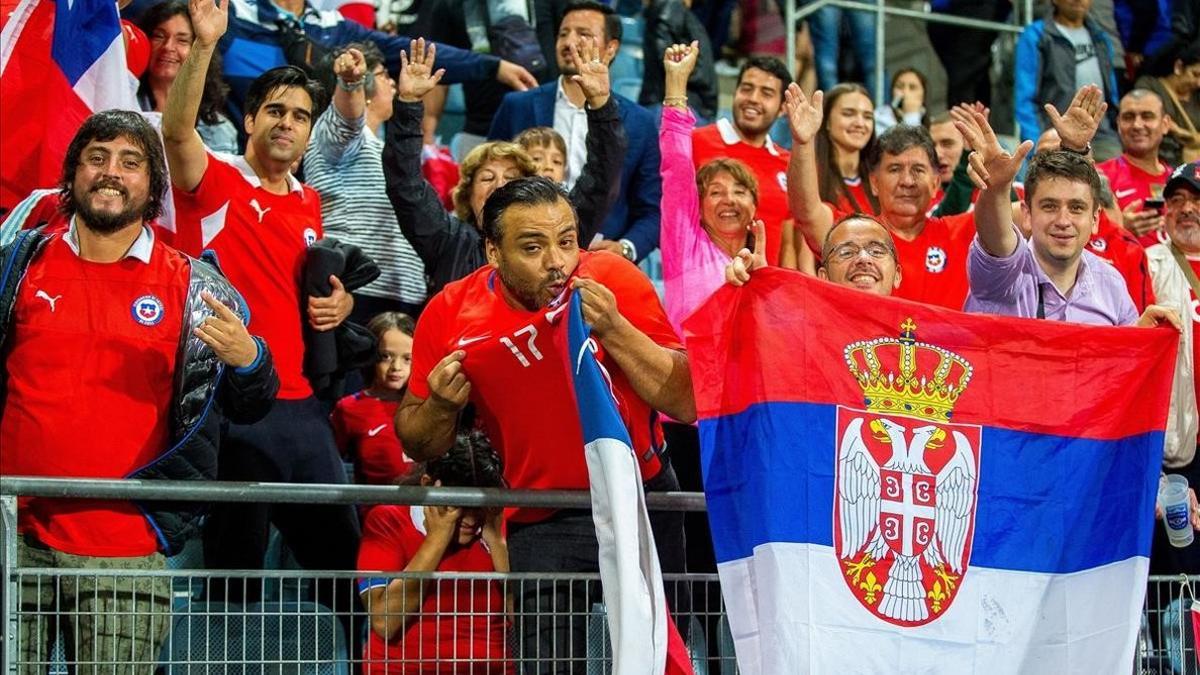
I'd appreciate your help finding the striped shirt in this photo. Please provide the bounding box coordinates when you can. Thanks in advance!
[304,105,427,305]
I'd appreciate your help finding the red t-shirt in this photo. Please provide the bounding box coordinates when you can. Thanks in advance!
[168,153,322,399]
[831,204,975,309]
[1098,155,1173,247]
[408,252,681,522]
[332,392,413,485]
[1187,259,1200,444]
[356,505,510,674]
[1086,211,1156,312]
[0,231,189,556]
[830,177,876,216]
[692,121,791,266]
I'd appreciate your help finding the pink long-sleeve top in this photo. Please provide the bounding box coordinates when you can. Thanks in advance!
[659,106,732,335]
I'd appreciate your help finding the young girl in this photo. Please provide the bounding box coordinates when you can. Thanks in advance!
[357,431,511,674]
[331,312,415,485]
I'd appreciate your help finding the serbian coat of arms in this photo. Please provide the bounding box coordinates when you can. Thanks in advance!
[833,318,981,627]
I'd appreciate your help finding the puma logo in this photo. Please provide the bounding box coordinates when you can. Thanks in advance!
[35,290,62,312]
[249,198,271,223]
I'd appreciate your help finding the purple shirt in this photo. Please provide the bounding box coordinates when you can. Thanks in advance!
[964,230,1138,326]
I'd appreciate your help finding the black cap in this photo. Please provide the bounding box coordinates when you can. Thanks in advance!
[1164,161,1200,198]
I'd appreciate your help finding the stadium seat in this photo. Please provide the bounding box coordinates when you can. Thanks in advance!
[160,600,349,674]
[612,77,643,104]
[609,47,643,84]
[618,16,644,48]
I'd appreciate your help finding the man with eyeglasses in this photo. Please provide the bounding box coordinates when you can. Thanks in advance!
[726,213,901,297]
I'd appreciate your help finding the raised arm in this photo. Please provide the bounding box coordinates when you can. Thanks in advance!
[312,47,368,166]
[567,37,625,243]
[162,0,227,191]
[952,107,1033,258]
[783,84,834,254]
[658,42,705,273]
[382,40,463,271]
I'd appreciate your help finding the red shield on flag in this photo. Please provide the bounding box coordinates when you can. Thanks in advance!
[833,407,981,627]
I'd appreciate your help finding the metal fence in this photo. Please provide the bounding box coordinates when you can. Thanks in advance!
[2,478,1199,674]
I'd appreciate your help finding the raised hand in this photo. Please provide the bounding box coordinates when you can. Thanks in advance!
[569,36,611,109]
[1044,84,1106,153]
[724,220,767,287]
[423,503,463,543]
[427,351,471,412]
[334,47,367,86]
[953,106,1033,191]
[188,0,228,48]
[783,83,824,146]
[396,38,446,103]
[662,41,700,104]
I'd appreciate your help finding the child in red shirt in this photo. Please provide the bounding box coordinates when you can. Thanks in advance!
[357,430,512,674]
[331,312,416,485]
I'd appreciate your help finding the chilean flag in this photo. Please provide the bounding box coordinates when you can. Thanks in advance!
[0,0,138,213]
[684,268,1177,674]
[559,290,694,675]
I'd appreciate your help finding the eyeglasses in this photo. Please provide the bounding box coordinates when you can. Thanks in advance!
[829,241,893,262]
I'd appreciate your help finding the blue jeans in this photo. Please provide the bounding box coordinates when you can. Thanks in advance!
[806,3,877,99]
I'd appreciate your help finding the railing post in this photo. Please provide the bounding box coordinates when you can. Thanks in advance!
[1,494,17,675]
[874,0,885,106]
[786,0,796,80]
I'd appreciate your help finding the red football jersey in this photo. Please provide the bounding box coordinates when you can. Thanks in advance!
[1098,155,1173,247]
[356,505,510,674]
[1086,211,1156,312]
[831,204,975,310]
[1,232,189,556]
[168,153,322,399]
[332,392,413,485]
[408,252,681,522]
[830,177,876,216]
[692,121,791,266]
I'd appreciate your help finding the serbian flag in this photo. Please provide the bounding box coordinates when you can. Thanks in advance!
[0,0,138,213]
[684,268,1176,674]
[558,290,694,675]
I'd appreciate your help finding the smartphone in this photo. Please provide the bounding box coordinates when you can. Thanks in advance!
[1145,197,1166,212]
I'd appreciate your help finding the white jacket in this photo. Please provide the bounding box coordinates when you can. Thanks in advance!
[1146,242,1199,468]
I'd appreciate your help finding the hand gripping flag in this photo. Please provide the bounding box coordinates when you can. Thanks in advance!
[683,268,1178,675]
[557,290,693,675]
[0,0,138,213]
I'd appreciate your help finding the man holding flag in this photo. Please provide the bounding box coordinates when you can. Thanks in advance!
[397,177,693,672]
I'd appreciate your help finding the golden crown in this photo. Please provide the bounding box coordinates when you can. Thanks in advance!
[843,318,973,423]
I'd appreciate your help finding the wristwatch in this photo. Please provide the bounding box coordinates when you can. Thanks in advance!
[619,239,635,261]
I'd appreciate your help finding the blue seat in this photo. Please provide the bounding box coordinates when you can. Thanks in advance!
[618,15,644,46]
[161,600,349,675]
[609,47,643,83]
[612,77,643,104]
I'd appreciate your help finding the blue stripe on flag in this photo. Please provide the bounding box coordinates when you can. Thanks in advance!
[565,294,633,445]
[699,401,1161,574]
[52,0,122,86]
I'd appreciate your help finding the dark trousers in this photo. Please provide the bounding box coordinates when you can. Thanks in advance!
[507,461,686,674]
[927,0,1009,107]
[347,292,423,327]
[202,397,362,638]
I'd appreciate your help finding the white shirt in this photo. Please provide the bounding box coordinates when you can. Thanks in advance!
[65,216,154,264]
[553,77,590,190]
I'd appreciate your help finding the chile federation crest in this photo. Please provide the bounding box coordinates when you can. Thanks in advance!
[834,318,980,626]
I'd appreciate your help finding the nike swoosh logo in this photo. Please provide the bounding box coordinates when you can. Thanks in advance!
[1115,188,1137,199]
[457,335,490,347]
[367,424,388,437]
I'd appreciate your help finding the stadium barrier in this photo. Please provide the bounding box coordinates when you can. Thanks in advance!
[0,478,1195,673]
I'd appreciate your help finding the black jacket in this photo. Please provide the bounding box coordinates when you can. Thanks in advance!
[382,97,626,296]
[0,227,279,555]
[640,0,718,121]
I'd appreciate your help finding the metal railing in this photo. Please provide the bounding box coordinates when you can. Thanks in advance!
[2,478,1197,674]
[781,0,1032,108]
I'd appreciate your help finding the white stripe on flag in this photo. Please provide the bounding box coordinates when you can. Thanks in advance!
[0,0,41,74]
[72,32,137,112]
[584,437,668,674]
[719,542,1147,675]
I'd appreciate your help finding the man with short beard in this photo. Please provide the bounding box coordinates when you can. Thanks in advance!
[397,177,693,669]
[1098,89,1176,246]
[488,0,662,263]
[0,110,278,670]
[162,0,362,606]
[692,55,793,266]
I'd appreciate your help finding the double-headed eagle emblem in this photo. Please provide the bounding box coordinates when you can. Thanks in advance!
[835,318,980,625]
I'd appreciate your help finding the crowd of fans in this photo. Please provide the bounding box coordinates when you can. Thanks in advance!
[2,0,1200,671]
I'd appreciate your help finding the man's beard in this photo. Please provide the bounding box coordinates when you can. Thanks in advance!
[496,265,566,311]
[74,188,148,234]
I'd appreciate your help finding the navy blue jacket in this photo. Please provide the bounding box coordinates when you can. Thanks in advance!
[487,83,662,262]
[219,0,501,126]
